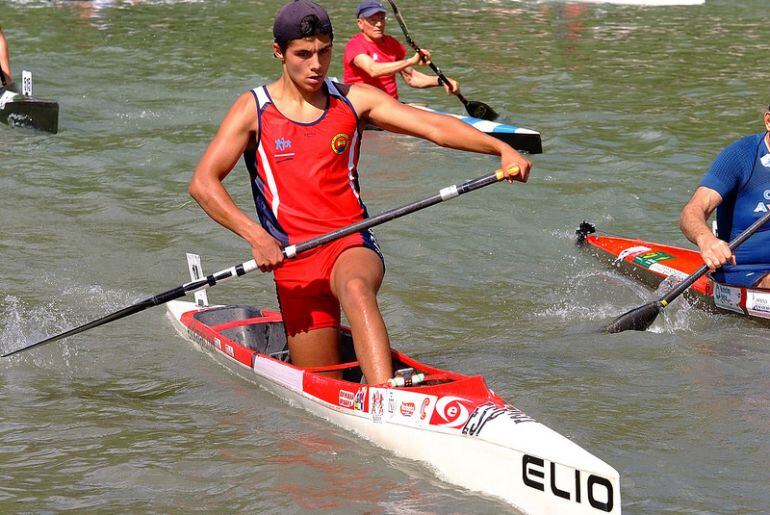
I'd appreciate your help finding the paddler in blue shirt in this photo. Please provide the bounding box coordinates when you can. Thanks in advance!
[680,106,770,288]
[0,24,11,86]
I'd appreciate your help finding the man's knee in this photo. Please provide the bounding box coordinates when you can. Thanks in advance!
[339,276,376,305]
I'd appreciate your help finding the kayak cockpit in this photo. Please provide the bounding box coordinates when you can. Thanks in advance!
[189,304,467,387]
[191,305,290,361]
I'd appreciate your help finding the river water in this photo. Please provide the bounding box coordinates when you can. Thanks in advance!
[1,0,768,512]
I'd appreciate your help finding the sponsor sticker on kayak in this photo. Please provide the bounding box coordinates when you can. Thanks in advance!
[371,389,385,423]
[369,388,437,427]
[648,263,689,281]
[521,455,617,513]
[616,245,651,264]
[339,389,355,408]
[632,250,676,268]
[429,396,473,429]
[746,290,770,319]
[252,355,303,392]
[462,402,534,437]
[713,283,743,314]
[354,386,368,412]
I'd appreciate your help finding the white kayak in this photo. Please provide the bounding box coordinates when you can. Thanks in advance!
[167,294,620,513]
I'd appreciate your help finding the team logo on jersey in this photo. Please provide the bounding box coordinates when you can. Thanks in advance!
[275,137,292,152]
[331,133,350,154]
[754,190,770,212]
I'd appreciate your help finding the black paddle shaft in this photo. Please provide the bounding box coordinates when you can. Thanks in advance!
[606,208,770,334]
[383,0,498,121]
[3,169,509,358]
[386,2,459,98]
[286,171,505,257]
[660,208,770,306]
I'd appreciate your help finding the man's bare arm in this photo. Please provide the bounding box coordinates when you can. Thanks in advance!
[680,186,733,270]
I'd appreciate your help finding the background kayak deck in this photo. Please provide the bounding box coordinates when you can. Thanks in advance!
[0,85,59,133]
[363,104,543,154]
[578,223,770,323]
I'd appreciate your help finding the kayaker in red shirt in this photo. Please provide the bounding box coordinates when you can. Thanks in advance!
[342,0,458,100]
[189,0,530,386]
[0,24,12,85]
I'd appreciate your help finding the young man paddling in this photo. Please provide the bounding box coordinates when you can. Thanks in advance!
[680,106,770,288]
[0,24,11,86]
[342,0,458,100]
[189,0,530,385]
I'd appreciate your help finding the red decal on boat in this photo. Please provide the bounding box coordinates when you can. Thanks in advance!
[431,396,471,428]
[339,390,355,408]
[419,398,430,420]
[372,390,384,421]
[400,401,415,417]
[354,386,368,411]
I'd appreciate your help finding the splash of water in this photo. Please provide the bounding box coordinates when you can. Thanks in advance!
[1,285,141,364]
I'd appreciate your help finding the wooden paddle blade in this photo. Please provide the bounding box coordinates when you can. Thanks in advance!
[604,301,662,334]
[465,100,498,121]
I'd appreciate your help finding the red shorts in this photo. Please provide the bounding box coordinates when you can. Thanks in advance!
[274,231,382,336]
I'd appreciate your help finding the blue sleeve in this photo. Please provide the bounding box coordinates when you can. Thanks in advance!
[699,135,758,198]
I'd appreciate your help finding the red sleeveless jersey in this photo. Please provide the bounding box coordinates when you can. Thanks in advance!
[343,33,406,99]
[244,80,366,245]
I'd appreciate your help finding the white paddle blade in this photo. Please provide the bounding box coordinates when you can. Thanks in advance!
[186,253,209,307]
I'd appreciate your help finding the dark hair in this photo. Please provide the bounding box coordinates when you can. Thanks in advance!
[276,14,334,52]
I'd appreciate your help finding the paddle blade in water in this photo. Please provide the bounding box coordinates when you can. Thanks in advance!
[604,301,662,334]
[466,100,498,121]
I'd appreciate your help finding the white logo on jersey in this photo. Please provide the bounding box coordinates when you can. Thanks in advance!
[760,153,770,168]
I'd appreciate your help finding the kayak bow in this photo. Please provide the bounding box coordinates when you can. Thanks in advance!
[167,295,621,513]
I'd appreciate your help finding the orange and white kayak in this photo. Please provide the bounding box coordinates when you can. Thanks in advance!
[577,222,770,321]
